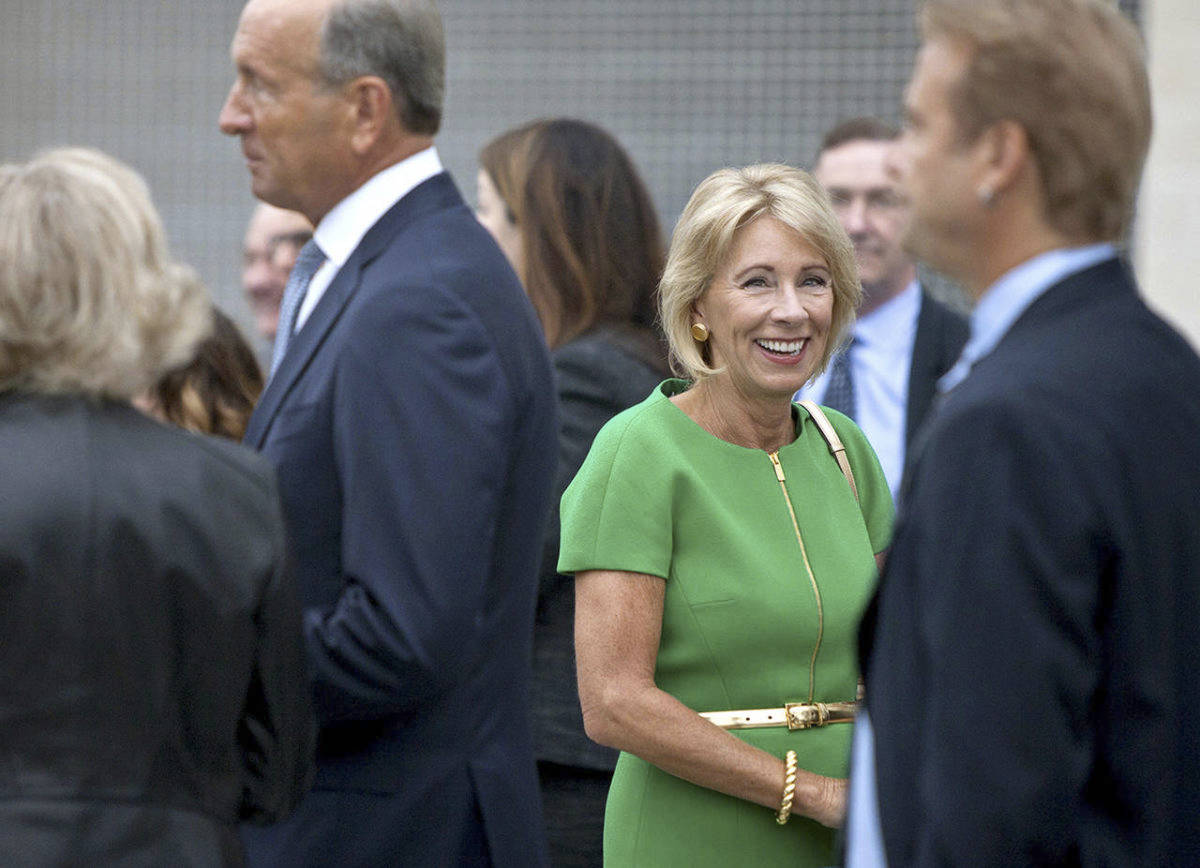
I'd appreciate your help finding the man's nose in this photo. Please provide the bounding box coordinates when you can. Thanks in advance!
[243,259,275,295]
[841,197,870,234]
[884,140,907,184]
[218,84,249,136]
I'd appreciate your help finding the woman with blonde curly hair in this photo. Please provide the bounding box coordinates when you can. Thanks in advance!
[560,163,892,865]
[0,147,311,865]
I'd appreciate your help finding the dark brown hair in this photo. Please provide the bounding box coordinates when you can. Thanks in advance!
[148,308,263,441]
[479,118,666,355]
[816,117,900,162]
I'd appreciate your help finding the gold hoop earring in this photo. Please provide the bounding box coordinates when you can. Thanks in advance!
[691,322,709,343]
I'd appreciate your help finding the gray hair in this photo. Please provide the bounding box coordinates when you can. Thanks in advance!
[0,148,211,399]
[319,0,445,135]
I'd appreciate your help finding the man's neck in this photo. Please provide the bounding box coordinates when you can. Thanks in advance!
[355,134,434,191]
[309,134,435,225]
[966,228,1080,302]
[859,266,918,317]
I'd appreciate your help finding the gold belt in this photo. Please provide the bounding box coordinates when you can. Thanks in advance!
[699,701,858,731]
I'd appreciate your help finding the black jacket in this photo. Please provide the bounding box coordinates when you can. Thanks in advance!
[533,325,669,770]
[906,290,969,451]
[0,394,313,866]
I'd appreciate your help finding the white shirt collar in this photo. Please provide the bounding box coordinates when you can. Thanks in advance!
[313,145,444,268]
[939,243,1116,392]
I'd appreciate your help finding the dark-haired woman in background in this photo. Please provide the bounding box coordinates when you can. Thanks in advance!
[139,307,264,441]
[477,118,670,866]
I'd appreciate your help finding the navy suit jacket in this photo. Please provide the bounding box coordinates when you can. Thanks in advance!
[243,171,557,867]
[859,258,1200,864]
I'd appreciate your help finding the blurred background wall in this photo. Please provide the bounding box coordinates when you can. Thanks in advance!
[1138,0,1200,349]
[6,0,1189,358]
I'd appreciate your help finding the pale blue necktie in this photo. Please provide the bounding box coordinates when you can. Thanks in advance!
[270,239,326,378]
[822,339,857,420]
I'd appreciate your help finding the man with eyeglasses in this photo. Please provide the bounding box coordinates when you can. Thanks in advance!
[240,202,312,345]
[797,117,968,498]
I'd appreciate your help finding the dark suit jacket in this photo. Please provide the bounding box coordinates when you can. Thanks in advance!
[242,172,557,867]
[859,258,1200,864]
[0,394,312,866]
[905,290,968,451]
[533,325,667,771]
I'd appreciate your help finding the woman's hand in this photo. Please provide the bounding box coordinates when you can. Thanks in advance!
[575,569,849,823]
[796,774,847,828]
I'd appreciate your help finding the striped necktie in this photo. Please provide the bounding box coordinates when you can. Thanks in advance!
[822,340,857,420]
[269,239,326,378]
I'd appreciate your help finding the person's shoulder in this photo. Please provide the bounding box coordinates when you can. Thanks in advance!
[918,287,970,340]
[584,381,676,456]
[77,403,282,512]
[554,328,667,391]
[184,428,278,489]
[136,412,281,500]
[799,402,872,453]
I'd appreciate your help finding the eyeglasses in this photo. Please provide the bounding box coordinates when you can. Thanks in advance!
[243,231,314,271]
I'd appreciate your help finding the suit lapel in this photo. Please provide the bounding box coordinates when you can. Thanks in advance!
[864,257,1132,677]
[905,291,969,449]
[243,253,364,449]
[244,172,463,449]
[992,256,1131,348]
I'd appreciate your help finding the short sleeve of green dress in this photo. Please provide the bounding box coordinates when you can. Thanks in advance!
[559,380,893,867]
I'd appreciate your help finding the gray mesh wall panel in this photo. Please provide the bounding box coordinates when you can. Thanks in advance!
[2,0,1143,336]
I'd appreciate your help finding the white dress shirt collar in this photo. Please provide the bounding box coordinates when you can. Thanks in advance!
[313,145,443,268]
[296,146,444,329]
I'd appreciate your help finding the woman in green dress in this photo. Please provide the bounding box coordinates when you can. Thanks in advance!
[559,164,893,866]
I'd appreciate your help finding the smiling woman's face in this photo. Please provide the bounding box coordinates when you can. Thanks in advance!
[693,215,834,406]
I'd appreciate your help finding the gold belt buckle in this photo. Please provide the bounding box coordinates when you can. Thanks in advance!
[784,701,829,730]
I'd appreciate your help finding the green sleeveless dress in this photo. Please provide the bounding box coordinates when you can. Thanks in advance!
[559,380,893,867]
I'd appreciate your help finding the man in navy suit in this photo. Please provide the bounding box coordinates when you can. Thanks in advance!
[849,0,1200,864]
[218,0,557,864]
[797,117,967,498]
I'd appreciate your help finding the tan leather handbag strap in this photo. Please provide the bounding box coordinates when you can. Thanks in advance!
[797,400,859,503]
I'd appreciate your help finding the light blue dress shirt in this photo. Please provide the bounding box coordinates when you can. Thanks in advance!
[798,281,921,501]
[845,242,1119,867]
[938,243,1117,393]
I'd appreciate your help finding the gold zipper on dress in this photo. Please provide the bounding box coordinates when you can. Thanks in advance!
[768,451,824,704]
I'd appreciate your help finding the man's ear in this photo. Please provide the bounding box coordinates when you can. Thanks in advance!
[345,76,394,155]
[976,119,1031,202]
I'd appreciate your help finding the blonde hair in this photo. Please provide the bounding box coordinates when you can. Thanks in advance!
[659,163,861,382]
[922,0,1151,241]
[0,147,211,399]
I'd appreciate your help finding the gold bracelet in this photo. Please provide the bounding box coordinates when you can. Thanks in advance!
[776,750,797,825]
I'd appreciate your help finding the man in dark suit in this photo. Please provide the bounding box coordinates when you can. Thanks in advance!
[848,0,1200,864]
[218,0,557,864]
[797,118,967,499]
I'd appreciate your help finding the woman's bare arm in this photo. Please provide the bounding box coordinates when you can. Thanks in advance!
[574,568,845,827]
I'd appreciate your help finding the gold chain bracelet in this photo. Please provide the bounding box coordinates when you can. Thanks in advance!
[776,750,797,825]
